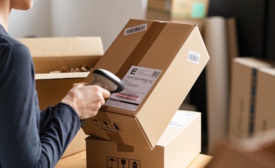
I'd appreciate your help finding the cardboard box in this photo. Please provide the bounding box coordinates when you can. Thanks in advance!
[19,37,104,158]
[228,57,275,138]
[86,110,201,168]
[254,67,275,133]
[147,0,209,19]
[82,19,209,150]
[146,8,205,31]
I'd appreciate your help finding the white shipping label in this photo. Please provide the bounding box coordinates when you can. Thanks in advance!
[187,50,200,64]
[124,23,147,36]
[105,66,162,111]
[169,112,196,128]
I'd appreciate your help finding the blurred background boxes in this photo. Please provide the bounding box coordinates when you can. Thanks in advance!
[147,0,209,19]
[229,57,275,139]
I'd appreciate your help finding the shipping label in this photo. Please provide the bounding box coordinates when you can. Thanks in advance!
[105,66,162,111]
[169,112,196,128]
[187,50,200,64]
[124,23,147,36]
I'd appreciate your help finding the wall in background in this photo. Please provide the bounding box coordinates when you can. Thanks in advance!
[9,0,51,38]
[208,0,265,58]
[8,0,147,51]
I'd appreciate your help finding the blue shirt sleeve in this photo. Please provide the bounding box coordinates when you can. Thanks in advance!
[0,40,81,168]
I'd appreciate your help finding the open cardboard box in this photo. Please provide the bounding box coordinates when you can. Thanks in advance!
[18,37,104,158]
[82,19,210,150]
[86,110,201,168]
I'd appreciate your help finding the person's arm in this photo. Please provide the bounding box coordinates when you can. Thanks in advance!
[0,44,80,168]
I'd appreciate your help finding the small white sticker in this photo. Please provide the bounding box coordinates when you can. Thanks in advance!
[105,66,162,111]
[124,24,147,36]
[169,112,195,127]
[187,50,200,64]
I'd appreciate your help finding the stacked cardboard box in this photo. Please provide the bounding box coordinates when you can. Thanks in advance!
[19,37,104,158]
[146,0,209,20]
[229,57,275,138]
[86,110,201,168]
[82,19,209,167]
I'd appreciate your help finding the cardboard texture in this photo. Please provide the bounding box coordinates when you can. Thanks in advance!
[86,110,201,168]
[147,0,209,19]
[19,37,104,158]
[229,57,275,138]
[254,67,275,133]
[82,19,209,150]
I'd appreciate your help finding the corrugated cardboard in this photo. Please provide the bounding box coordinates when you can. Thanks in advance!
[86,110,201,168]
[254,67,275,133]
[147,0,209,19]
[229,57,275,138]
[82,19,209,150]
[19,37,104,158]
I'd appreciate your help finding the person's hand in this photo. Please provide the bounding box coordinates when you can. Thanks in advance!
[61,83,110,119]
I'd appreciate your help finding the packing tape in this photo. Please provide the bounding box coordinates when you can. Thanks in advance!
[116,21,167,79]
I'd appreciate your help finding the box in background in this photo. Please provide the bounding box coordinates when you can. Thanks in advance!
[228,57,275,138]
[147,0,209,19]
[86,110,201,168]
[19,37,104,158]
[146,8,205,31]
[254,66,275,133]
[82,19,209,150]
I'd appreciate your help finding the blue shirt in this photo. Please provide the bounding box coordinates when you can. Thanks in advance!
[0,25,81,168]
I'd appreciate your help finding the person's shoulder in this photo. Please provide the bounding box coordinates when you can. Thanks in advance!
[0,35,28,50]
[0,35,31,60]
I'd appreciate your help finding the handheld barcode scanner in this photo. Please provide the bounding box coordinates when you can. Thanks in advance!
[90,69,124,93]
[81,69,124,127]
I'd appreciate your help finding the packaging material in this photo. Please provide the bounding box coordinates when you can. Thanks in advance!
[19,37,104,158]
[86,110,201,168]
[82,19,209,150]
[254,66,275,133]
[229,57,275,138]
[147,0,209,19]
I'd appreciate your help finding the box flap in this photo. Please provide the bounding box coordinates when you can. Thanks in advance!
[18,37,104,73]
[35,72,89,80]
[18,37,104,57]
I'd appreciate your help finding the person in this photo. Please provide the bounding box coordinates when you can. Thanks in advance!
[0,0,110,167]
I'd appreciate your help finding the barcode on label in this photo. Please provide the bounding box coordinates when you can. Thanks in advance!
[187,50,200,64]
[124,24,147,36]
[151,71,161,78]
[116,93,139,101]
